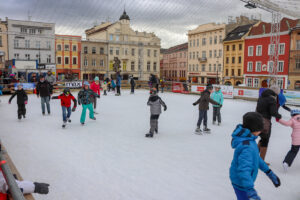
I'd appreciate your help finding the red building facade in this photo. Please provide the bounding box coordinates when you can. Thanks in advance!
[244,18,298,89]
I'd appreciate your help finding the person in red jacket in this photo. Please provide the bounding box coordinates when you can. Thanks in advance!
[90,76,101,113]
[52,88,77,128]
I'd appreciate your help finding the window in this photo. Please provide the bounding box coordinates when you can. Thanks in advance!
[193,40,195,47]
[268,44,275,55]
[232,45,235,51]
[219,50,222,57]
[209,64,212,72]
[131,61,135,71]
[297,40,300,50]
[47,55,51,63]
[238,69,241,76]
[154,50,157,57]
[214,64,216,72]
[196,52,199,58]
[209,50,212,58]
[197,39,199,46]
[202,51,206,58]
[72,57,77,65]
[256,61,262,72]
[231,69,234,76]
[154,62,157,71]
[189,40,192,47]
[226,45,229,51]
[202,38,206,45]
[219,35,222,43]
[29,29,35,34]
[214,36,217,44]
[248,46,254,56]
[14,53,19,59]
[189,52,192,59]
[21,27,27,33]
[64,44,69,51]
[100,59,104,66]
[84,47,88,54]
[84,58,88,66]
[296,58,300,69]
[25,54,30,60]
[210,37,212,45]
[277,61,284,72]
[254,78,259,88]
[38,29,42,34]
[226,57,229,64]
[131,48,135,56]
[196,64,199,71]
[110,47,113,55]
[110,34,113,41]
[14,40,19,48]
[247,78,253,87]
[278,43,285,55]
[116,35,119,41]
[218,64,221,72]
[91,59,96,66]
[238,56,241,64]
[256,45,262,56]
[116,48,119,55]
[25,40,30,48]
[47,41,51,49]
[226,69,229,76]
[57,44,61,51]
[0,36,2,47]
[193,52,195,59]
[147,61,151,71]
[92,47,96,54]
[277,79,283,89]
[202,64,205,72]
[189,64,191,71]
[247,62,253,72]
[72,45,77,52]
[214,50,217,58]
[232,57,235,64]
[65,57,69,64]
[57,57,62,64]
[147,49,151,57]
[239,44,242,50]
[268,61,274,73]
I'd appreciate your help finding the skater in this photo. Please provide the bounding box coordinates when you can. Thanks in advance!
[230,112,281,200]
[278,109,300,172]
[111,79,116,92]
[160,79,165,93]
[116,74,121,96]
[77,81,99,125]
[256,87,282,161]
[102,81,108,96]
[8,84,28,119]
[193,84,220,134]
[211,85,223,125]
[130,76,135,94]
[45,70,55,94]
[146,88,167,138]
[51,88,77,128]
[90,76,101,113]
[36,75,52,115]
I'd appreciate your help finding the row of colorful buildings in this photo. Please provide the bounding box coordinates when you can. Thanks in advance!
[0,10,161,81]
[160,16,300,90]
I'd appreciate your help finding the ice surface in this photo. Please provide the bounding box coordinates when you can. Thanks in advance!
[0,90,299,200]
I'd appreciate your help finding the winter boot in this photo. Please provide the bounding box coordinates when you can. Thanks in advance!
[283,162,289,173]
[145,133,153,138]
[34,182,49,194]
[203,127,211,133]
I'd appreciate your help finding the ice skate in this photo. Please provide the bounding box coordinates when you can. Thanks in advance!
[67,118,71,123]
[155,128,158,134]
[203,127,211,133]
[195,127,202,135]
[42,112,45,116]
[283,162,289,173]
[90,117,96,120]
[23,115,26,118]
[212,121,216,125]
[62,121,67,128]
[81,122,85,126]
[218,122,221,126]
[145,133,153,137]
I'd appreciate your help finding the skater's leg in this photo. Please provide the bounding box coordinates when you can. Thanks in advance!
[197,110,204,128]
[80,105,88,123]
[41,97,46,114]
[87,103,94,119]
[283,145,300,166]
[217,107,221,123]
[16,180,35,194]
[62,106,67,122]
[17,104,22,118]
[93,97,97,109]
[233,187,248,200]
[45,96,50,114]
[67,107,71,119]
[203,110,208,128]
[259,118,271,160]
[213,107,217,122]
[156,115,160,132]
[22,104,26,116]
[150,115,158,134]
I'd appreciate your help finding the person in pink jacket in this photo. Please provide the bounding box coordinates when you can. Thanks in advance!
[90,76,101,113]
[278,109,300,172]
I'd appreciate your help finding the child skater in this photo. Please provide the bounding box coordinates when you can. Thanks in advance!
[8,84,28,120]
[52,88,77,128]
[278,109,300,172]
[230,112,281,200]
[102,81,108,96]
[146,88,167,138]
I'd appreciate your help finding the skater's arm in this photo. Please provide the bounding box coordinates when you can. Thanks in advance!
[258,156,270,173]
[282,104,291,112]
[24,91,28,102]
[72,95,77,108]
[220,93,224,105]
[193,97,201,105]
[237,147,255,190]
[269,99,282,119]
[51,96,59,99]
[36,83,40,96]
[159,97,167,110]
[209,98,219,105]
[77,91,82,105]
[8,92,16,103]
[278,118,293,127]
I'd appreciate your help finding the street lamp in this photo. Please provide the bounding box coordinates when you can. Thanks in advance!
[216,56,220,84]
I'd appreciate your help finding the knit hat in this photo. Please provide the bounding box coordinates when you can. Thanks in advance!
[243,112,264,132]
[291,109,300,117]
[84,81,90,86]
[270,85,280,95]
[206,84,213,90]
[94,76,99,81]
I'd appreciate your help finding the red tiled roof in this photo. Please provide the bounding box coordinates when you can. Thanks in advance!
[85,23,115,35]
[164,43,188,54]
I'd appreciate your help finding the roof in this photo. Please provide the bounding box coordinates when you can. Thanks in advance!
[223,24,254,42]
[249,18,299,36]
[119,10,130,21]
[85,23,115,35]
[163,43,188,54]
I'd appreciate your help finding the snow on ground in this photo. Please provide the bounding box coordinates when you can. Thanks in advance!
[0,90,299,200]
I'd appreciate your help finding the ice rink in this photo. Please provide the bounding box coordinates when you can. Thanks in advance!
[0,89,299,200]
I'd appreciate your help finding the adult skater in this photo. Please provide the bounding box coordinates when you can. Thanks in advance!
[256,87,282,162]
[36,75,52,115]
[45,70,55,94]
[211,85,223,125]
[146,88,167,138]
[230,112,280,200]
[78,81,99,125]
[130,76,135,94]
[160,79,165,93]
[116,74,121,96]
[111,79,116,92]
[90,76,101,113]
[193,84,220,134]
[51,88,77,128]
[103,81,108,95]
[8,84,28,119]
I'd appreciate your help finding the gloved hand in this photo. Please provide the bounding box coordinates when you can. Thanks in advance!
[8,101,11,104]
[277,114,282,120]
[164,106,167,111]
[78,102,81,105]
[266,170,281,187]
[193,103,196,106]
[276,118,280,122]
[246,188,261,200]
[34,182,50,194]
[97,96,100,99]
[24,101,27,104]
[72,107,76,112]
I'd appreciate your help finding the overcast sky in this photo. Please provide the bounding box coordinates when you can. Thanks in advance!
[0,0,287,48]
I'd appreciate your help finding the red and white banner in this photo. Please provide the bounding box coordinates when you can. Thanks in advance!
[233,88,259,98]
[191,85,234,99]
[172,83,189,94]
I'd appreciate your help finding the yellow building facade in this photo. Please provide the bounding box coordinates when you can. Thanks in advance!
[0,19,8,70]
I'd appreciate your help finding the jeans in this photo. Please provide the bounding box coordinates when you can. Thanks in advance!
[197,110,207,128]
[17,104,26,118]
[213,107,221,123]
[233,187,249,200]
[161,87,164,93]
[93,97,97,109]
[62,106,71,122]
[116,86,121,95]
[150,115,160,134]
[41,96,50,114]
[80,103,94,123]
[104,90,107,95]
[284,145,300,166]
[131,85,135,93]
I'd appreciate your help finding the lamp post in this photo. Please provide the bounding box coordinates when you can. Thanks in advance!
[216,56,219,84]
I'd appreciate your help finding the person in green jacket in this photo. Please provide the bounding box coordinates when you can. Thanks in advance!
[78,81,99,125]
[211,85,224,125]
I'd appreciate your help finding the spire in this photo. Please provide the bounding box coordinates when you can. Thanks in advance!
[119,9,130,21]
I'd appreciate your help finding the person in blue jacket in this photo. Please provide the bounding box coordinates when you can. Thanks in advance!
[230,112,281,200]
[116,74,122,96]
[211,85,224,125]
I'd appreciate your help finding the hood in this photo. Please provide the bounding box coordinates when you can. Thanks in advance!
[149,95,159,102]
[214,90,222,94]
[231,124,257,149]
[261,89,277,98]
[202,89,211,95]
[292,115,300,122]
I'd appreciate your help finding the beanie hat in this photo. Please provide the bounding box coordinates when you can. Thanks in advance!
[243,112,264,132]
[206,84,213,90]
[291,109,300,117]
[84,81,90,86]
[270,85,280,95]
[94,76,99,81]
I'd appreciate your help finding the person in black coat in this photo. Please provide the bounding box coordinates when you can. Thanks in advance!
[36,75,52,115]
[256,88,282,161]
[130,76,135,94]
[9,84,28,119]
